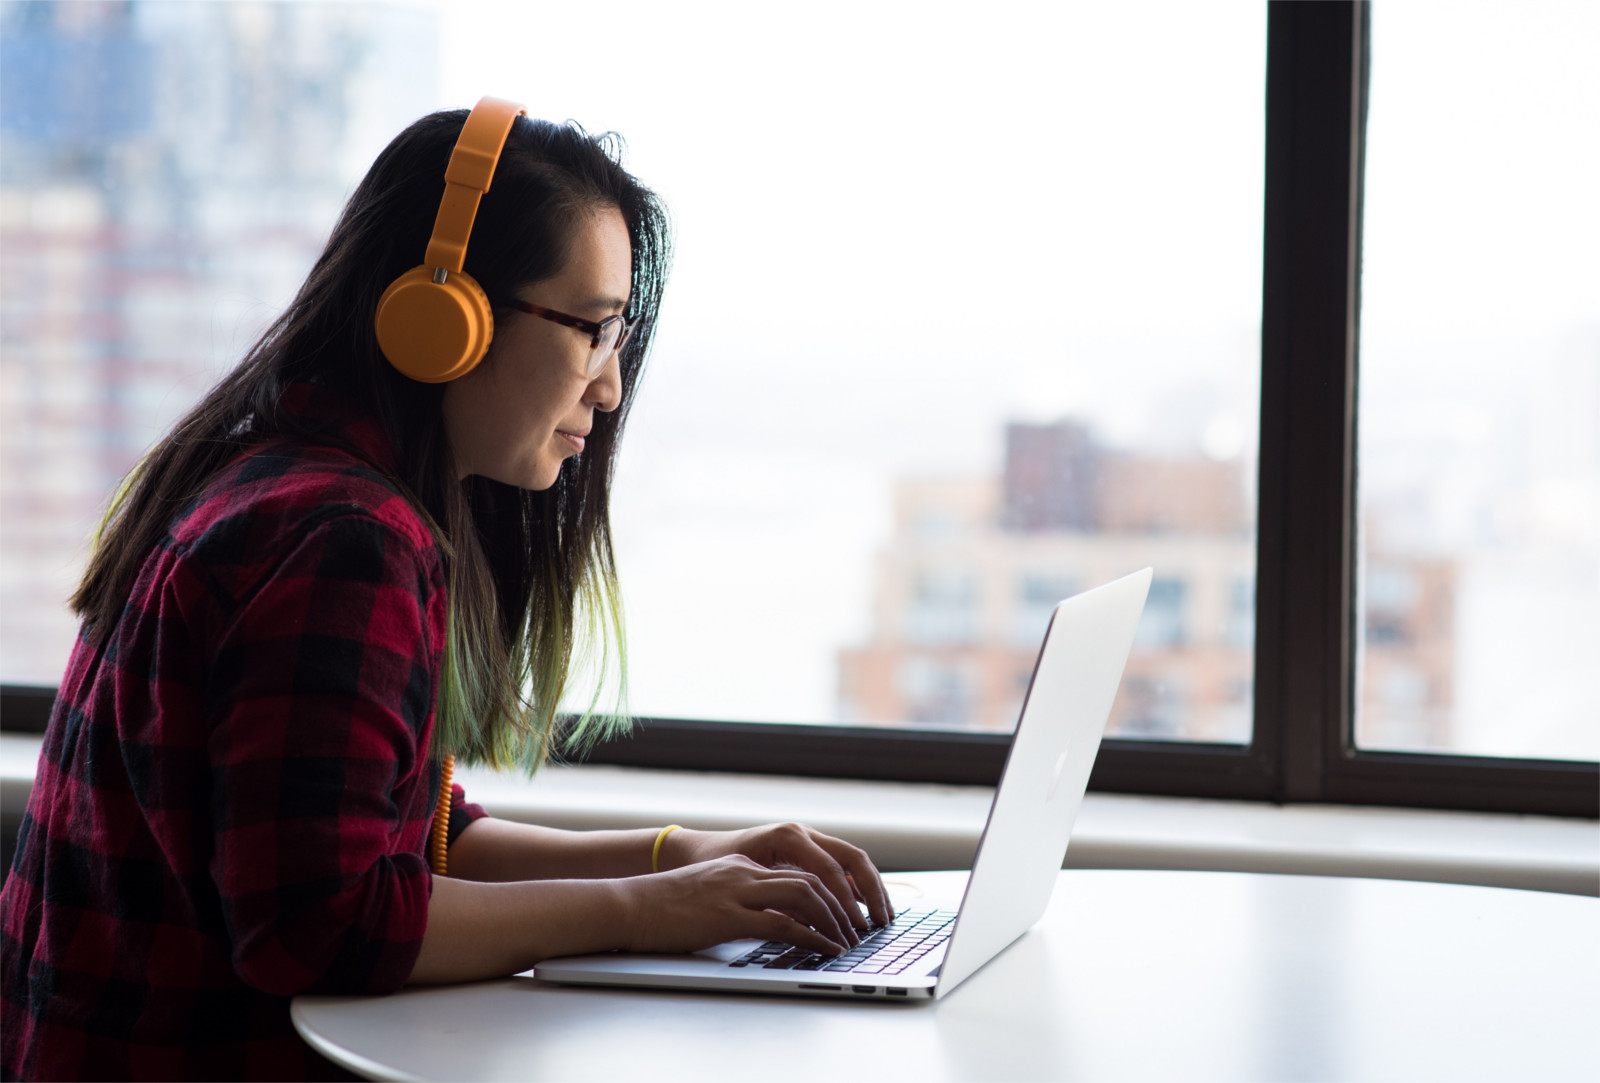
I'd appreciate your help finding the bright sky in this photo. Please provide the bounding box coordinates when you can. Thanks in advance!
[1362,0,1600,332]
[429,0,1267,337]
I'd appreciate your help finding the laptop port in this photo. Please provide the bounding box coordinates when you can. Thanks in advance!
[852,986,877,995]
[887,988,909,996]
[797,984,842,992]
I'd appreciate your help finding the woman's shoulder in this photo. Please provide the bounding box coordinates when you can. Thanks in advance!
[174,435,442,581]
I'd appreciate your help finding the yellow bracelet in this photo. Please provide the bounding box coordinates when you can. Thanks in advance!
[652,824,683,874]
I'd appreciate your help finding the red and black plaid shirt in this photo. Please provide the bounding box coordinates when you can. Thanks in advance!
[2,384,486,1081]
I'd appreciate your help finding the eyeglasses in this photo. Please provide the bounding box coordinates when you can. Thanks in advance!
[507,300,634,379]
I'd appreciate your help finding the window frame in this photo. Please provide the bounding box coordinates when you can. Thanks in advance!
[585,1,1597,820]
[3,2,1596,819]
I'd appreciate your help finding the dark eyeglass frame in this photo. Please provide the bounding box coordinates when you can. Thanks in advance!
[507,299,634,376]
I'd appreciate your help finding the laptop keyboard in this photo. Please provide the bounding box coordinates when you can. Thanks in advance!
[728,907,957,976]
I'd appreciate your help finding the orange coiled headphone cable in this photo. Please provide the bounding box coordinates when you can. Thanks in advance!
[430,755,455,876]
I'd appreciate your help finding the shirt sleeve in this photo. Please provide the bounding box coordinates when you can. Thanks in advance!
[202,512,442,997]
[447,782,489,847]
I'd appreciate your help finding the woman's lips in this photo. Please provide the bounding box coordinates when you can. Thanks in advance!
[558,431,586,453]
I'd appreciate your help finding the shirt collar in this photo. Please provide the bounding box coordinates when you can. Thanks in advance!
[279,381,401,475]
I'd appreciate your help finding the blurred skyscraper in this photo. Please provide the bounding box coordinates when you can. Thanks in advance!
[839,418,1455,746]
[1,0,439,683]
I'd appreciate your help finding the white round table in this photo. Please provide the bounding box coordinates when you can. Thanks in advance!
[293,869,1598,1082]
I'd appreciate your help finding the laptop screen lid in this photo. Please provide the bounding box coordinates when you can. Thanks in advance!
[934,567,1151,998]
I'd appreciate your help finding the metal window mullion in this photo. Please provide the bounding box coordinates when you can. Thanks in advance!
[1255,0,1365,804]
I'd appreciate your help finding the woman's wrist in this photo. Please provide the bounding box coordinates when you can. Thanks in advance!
[650,824,682,874]
[411,875,636,984]
[653,825,710,873]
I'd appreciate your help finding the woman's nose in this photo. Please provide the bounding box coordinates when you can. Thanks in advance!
[587,351,623,412]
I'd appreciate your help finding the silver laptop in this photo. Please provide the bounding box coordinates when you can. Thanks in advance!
[535,567,1152,1001]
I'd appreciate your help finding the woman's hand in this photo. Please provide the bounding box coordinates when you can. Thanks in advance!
[660,822,894,932]
[413,856,854,985]
[619,854,860,956]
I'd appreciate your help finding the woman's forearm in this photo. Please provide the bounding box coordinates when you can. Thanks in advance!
[408,873,631,984]
[444,817,671,882]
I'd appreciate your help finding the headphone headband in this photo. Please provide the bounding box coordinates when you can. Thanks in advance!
[424,96,527,273]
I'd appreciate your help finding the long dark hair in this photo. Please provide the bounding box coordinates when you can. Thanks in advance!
[72,109,672,769]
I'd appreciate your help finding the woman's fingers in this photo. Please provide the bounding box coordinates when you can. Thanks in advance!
[800,866,860,945]
[637,824,896,955]
[766,847,862,941]
[626,856,851,956]
[748,868,852,951]
[696,822,893,929]
[752,824,872,933]
[755,909,845,958]
[810,834,894,925]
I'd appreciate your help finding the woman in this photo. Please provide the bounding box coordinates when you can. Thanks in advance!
[1,100,891,1081]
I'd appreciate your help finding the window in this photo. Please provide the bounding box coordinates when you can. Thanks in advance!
[904,569,980,647]
[1355,0,1599,762]
[1012,574,1076,648]
[1,1,436,682]
[895,656,980,730]
[1134,579,1188,650]
[1226,578,1255,648]
[1244,1,1596,816]
[2,0,1266,749]
[2,2,1594,819]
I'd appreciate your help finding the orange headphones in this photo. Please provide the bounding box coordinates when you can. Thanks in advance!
[375,96,528,383]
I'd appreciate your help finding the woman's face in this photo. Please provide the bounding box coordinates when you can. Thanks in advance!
[442,206,631,490]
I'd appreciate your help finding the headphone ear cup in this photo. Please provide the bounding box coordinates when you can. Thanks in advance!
[375,266,495,383]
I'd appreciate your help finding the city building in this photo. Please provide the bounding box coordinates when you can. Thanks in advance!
[839,419,1454,746]
[0,1,438,682]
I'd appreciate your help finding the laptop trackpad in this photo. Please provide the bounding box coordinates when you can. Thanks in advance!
[694,938,763,963]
